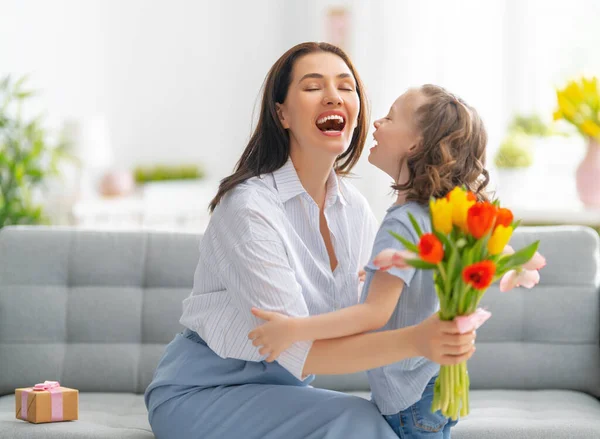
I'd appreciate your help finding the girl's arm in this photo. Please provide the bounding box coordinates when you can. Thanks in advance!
[303,313,477,376]
[249,271,403,362]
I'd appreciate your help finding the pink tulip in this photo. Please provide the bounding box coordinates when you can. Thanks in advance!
[454,308,492,334]
[524,252,546,270]
[373,249,416,271]
[502,245,546,270]
[499,268,540,292]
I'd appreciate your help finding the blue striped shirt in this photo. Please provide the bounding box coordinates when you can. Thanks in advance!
[361,201,440,415]
[180,158,378,380]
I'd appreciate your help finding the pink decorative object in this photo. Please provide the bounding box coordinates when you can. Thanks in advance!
[99,170,136,197]
[576,139,600,208]
[325,7,350,52]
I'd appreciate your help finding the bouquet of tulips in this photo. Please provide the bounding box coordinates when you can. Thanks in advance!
[387,187,545,420]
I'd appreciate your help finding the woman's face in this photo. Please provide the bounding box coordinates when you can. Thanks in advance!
[276,52,360,159]
[369,90,425,180]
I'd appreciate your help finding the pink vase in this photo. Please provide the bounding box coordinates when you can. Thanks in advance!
[576,139,600,208]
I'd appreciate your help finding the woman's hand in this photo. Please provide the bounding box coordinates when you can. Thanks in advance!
[410,313,477,365]
[248,308,297,362]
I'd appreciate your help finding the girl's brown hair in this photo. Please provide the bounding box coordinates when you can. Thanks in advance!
[209,42,369,212]
[393,84,490,203]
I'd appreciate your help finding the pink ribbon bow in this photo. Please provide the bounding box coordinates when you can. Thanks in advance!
[33,381,60,391]
[21,380,63,422]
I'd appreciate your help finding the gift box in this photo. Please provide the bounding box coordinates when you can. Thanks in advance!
[15,381,78,424]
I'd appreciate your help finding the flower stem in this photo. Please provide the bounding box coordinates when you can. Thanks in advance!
[434,363,470,420]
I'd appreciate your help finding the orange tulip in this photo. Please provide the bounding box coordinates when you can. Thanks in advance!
[418,234,444,264]
[467,202,497,238]
[495,208,513,229]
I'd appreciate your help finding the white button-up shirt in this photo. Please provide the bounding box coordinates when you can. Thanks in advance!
[180,158,378,380]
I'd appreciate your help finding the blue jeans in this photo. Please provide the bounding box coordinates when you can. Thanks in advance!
[383,375,458,438]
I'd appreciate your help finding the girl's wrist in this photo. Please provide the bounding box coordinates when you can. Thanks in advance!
[398,326,422,359]
[287,317,302,342]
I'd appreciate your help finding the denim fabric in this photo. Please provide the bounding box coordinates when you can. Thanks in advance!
[383,375,458,438]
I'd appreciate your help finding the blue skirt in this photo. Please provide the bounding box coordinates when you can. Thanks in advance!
[144,329,397,439]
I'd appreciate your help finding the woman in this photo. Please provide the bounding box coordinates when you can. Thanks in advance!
[144,42,476,439]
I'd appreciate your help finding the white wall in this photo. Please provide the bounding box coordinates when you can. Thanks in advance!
[1,0,288,180]
[4,0,595,221]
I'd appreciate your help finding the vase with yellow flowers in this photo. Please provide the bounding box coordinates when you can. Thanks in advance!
[554,76,600,207]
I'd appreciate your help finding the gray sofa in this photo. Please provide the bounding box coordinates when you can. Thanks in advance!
[0,225,599,439]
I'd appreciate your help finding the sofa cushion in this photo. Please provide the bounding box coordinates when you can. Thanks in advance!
[0,392,153,439]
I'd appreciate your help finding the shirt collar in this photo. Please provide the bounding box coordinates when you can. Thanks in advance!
[272,158,348,206]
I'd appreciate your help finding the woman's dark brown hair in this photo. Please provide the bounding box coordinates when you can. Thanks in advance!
[393,84,490,203]
[209,42,369,212]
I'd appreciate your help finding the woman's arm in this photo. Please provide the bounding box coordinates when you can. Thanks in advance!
[249,272,403,361]
[303,313,477,376]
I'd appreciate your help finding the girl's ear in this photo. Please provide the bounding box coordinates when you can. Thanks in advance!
[409,137,422,151]
[276,103,290,129]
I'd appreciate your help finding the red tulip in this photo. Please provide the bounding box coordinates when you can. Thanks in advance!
[467,202,497,238]
[418,234,444,264]
[462,260,496,290]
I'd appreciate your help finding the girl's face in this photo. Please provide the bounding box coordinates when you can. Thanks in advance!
[276,52,360,160]
[369,90,426,180]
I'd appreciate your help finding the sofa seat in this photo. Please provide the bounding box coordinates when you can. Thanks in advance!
[438,389,600,439]
[0,393,153,439]
[349,389,600,439]
[2,389,599,439]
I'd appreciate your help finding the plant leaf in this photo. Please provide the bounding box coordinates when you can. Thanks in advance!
[497,241,540,273]
[405,257,437,270]
[408,212,423,238]
[389,231,419,253]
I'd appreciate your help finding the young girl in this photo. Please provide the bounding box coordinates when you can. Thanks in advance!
[248,84,490,438]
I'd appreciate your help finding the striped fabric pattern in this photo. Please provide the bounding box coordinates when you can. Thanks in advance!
[180,158,378,379]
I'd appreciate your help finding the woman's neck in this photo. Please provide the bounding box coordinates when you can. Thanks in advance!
[289,148,335,209]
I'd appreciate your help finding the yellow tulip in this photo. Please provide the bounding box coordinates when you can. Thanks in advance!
[430,197,453,235]
[582,77,598,96]
[557,91,577,120]
[565,81,584,104]
[553,109,563,121]
[581,120,600,139]
[488,225,513,255]
[447,187,476,232]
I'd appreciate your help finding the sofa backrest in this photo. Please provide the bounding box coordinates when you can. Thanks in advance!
[0,225,599,397]
[0,226,198,396]
[468,225,600,397]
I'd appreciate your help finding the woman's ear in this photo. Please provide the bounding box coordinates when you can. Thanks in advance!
[276,103,290,129]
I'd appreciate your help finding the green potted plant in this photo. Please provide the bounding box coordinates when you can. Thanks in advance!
[493,120,538,204]
[133,164,205,184]
[0,75,72,228]
[494,131,534,169]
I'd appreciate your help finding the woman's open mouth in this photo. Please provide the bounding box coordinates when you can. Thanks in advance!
[316,112,346,137]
